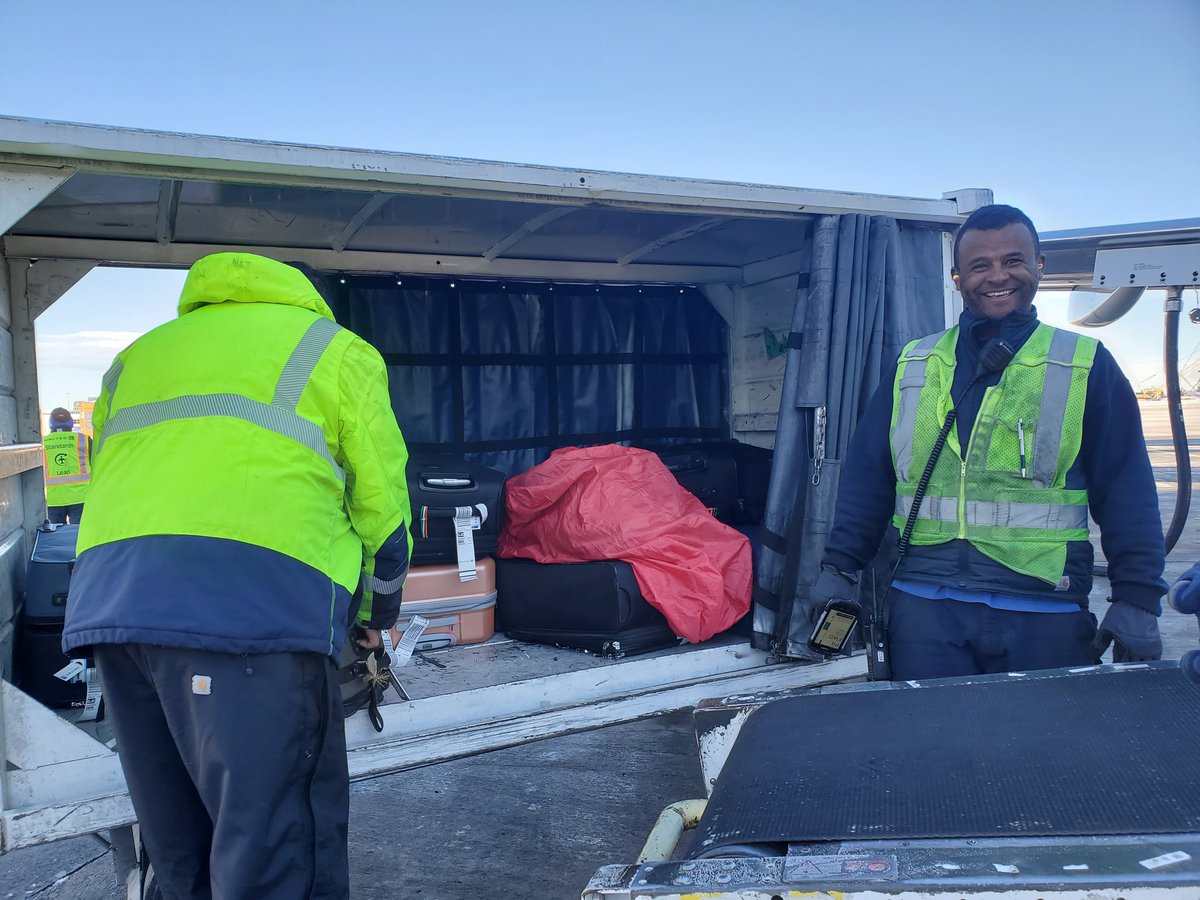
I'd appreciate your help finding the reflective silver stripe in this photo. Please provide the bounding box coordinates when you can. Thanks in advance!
[965,499,1088,531]
[99,358,124,431]
[892,358,927,484]
[910,331,946,357]
[102,358,124,402]
[362,573,406,594]
[100,393,343,480]
[273,318,342,410]
[892,330,951,483]
[95,317,344,479]
[895,494,959,522]
[1032,328,1082,488]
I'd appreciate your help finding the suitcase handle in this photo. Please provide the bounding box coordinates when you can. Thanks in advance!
[419,472,475,490]
[662,454,708,475]
[418,504,489,523]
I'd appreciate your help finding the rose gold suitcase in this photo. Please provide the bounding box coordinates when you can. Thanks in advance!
[389,557,496,651]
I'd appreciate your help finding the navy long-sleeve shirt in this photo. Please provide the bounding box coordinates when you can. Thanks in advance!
[822,306,1167,614]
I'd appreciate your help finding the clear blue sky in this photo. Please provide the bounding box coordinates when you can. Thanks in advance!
[6,0,1199,406]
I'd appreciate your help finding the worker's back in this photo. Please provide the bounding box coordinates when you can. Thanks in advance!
[79,300,359,583]
[64,253,411,659]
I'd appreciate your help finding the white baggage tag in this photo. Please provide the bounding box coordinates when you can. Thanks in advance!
[54,660,103,721]
[390,615,430,667]
[54,659,86,683]
[453,506,480,582]
[81,668,103,722]
[380,626,396,659]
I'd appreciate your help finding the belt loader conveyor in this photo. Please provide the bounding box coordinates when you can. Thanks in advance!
[584,663,1200,899]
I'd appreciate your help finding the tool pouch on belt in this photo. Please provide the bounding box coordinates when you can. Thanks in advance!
[337,630,393,732]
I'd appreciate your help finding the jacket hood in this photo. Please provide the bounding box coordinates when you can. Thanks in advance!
[178,253,336,321]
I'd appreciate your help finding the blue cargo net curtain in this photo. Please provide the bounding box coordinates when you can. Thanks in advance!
[343,277,729,475]
[755,215,947,660]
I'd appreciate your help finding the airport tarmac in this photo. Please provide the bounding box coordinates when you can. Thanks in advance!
[3,399,1199,899]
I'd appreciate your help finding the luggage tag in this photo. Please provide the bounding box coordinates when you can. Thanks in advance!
[54,658,86,683]
[53,659,104,721]
[380,616,430,702]
[81,668,103,721]
[383,615,430,669]
[453,504,488,582]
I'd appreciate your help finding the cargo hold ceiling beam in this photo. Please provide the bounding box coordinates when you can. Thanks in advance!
[617,216,726,266]
[0,118,972,224]
[1,236,744,284]
[154,179,182,245]
[483,206,577,261]
[0,163,73,235]
[331,192,393,253]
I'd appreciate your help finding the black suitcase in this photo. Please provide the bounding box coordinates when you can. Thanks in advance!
[647,441,773,525]
[407,457,506,565]
[25,524,78,623]
[15,524,86,708]
[494,557,680,657]
[14,620,87,708]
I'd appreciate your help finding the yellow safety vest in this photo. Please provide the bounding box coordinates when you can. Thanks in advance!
[43,430,90,506]
[890,324,1097,586]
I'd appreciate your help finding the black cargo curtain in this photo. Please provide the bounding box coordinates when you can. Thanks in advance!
[339,277,728,476]
[752,214,946,660]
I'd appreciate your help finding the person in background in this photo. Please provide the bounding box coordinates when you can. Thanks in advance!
[811,204,1166,679]
[42,406,90,524]
[62,253,412,899]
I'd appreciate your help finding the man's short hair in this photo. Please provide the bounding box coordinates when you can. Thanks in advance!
[953,204,1041,269]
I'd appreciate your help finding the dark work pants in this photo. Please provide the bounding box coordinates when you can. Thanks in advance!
[93,644,349,900]
[886,588,1099,680]
[48,503,84,525]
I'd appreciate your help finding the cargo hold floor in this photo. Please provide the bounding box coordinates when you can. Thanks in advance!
[382,631,748,701]
[342,631,863,780]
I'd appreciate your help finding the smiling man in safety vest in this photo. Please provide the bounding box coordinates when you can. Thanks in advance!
[42,406,89,524]
[62,253,412,899]
[811,204,1166,680]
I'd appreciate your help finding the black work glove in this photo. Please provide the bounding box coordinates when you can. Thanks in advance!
[810,565,858,606]
[1093,600,1163,663]
[804,565,861,656]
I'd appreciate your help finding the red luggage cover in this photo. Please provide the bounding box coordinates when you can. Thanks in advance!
[497,445,752,643]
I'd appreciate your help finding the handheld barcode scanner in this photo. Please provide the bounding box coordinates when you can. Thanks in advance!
[808,596,863,655]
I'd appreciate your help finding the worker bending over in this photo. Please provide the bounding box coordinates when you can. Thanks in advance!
[63,253,412,899]
[813,204,1166,679]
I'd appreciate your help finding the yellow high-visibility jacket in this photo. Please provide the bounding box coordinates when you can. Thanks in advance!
[64,253,411,658]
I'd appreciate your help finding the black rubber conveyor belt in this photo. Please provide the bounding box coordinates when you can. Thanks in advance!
[691,665,1200,857]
